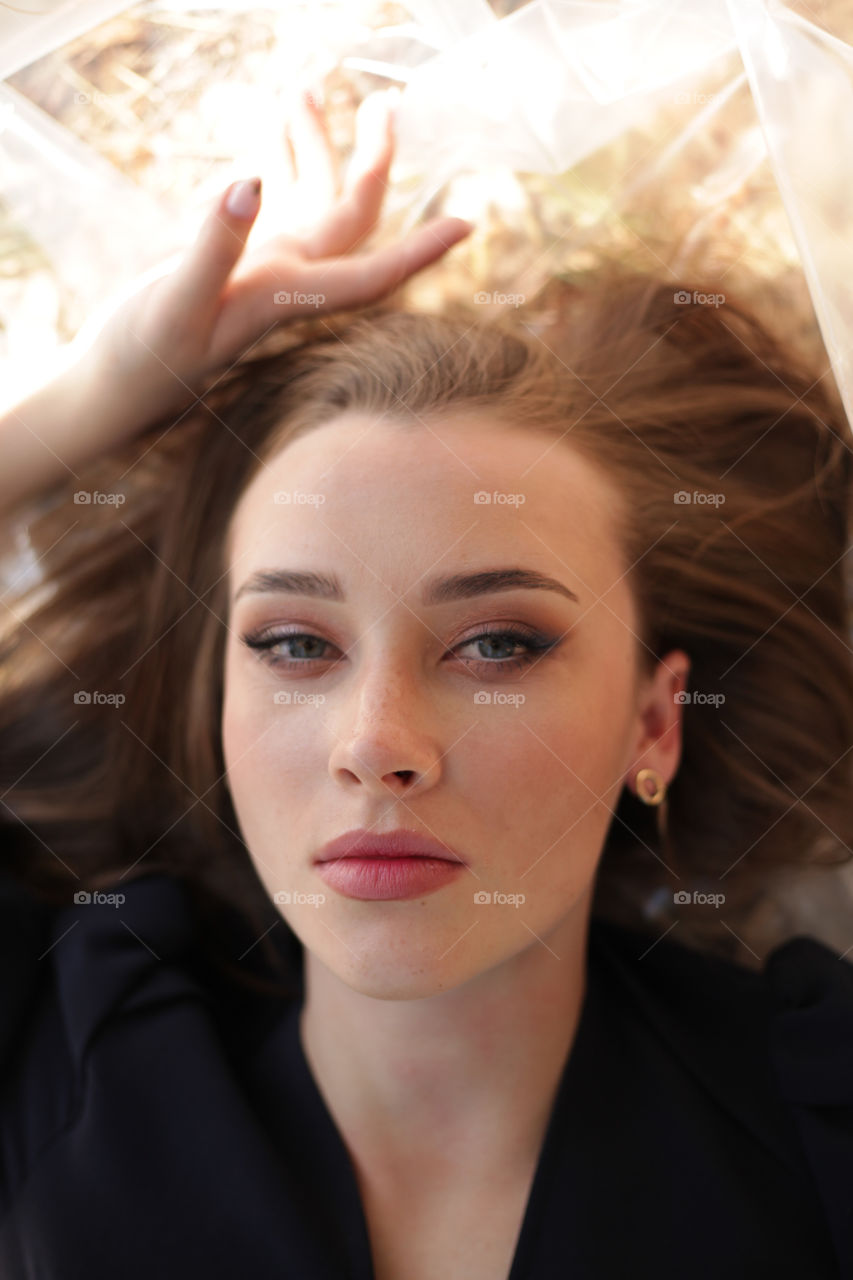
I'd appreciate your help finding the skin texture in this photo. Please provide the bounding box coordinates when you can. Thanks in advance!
[221,410,690,1249]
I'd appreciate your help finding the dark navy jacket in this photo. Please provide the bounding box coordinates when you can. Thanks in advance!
[1,869,851,1278]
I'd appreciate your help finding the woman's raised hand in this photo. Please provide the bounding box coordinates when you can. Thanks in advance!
[0,88,472,517]
[79,86,472,414]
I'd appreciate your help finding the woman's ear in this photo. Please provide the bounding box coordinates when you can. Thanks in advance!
[625,649,691,795]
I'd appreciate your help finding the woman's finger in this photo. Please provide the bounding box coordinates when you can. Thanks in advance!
[206,216,472,366]
[282,123,297,186]
[343,89,396,200]
[311,216,473,309]
[299,91,396,260]
[285,87,339,211]
[298,167,390,261]
[165,178,263,324]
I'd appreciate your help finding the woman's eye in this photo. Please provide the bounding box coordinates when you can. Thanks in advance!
[239,626,561,675]
[456,631,546,667]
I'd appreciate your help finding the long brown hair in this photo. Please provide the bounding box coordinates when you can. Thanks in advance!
[2,266,851,988]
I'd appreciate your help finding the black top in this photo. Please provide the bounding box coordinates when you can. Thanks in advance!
[1,869,852,1279]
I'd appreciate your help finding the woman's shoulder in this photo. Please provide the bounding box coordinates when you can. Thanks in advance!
[0,863,290,1083]
[587,910,853,1076]
[0,866,313,1274]
[761,930,853,1104]
[588,913,853,1270]
[0,866,206,1208]
[0,867,56,1073]
[589,910,853,1032]
[0,859,295,1081]
[0,866,198,1046]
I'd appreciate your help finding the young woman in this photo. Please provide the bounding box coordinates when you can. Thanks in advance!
[1,90,851,1280]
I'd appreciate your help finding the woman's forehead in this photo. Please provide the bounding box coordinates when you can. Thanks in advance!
[228,410,624,553]
[224,419,633,634]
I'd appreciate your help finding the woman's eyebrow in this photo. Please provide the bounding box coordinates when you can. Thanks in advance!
[232,567,580,607]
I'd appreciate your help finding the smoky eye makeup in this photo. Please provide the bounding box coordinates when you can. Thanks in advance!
[238,617,569,678]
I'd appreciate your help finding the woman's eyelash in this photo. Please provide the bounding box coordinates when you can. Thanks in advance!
[239,625,561,675]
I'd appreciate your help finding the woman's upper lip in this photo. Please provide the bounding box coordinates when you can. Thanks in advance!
[315,828,466,865]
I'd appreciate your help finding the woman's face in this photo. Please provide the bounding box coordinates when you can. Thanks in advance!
[222,411,688,999]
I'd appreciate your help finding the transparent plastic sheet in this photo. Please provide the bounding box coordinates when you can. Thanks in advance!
[0,0,132,83]
[2,0,853,421]
[0,80,173,313]
[389,0,853,429]
[2,0,853,945]
[726,0,853,445]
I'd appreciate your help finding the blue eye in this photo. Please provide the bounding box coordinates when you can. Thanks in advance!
[240,624,561,677]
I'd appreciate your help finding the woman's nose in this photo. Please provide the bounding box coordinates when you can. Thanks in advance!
[326,662,442,793]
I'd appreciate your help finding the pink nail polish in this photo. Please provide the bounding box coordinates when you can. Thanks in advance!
[225,178,261,218]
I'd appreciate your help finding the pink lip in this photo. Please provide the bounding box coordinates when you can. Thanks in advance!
[314,828,466,865]
[315,857,465,901]
[314,828,467,901]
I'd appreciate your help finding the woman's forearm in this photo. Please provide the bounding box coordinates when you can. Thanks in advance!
[0,346,194,519]
[0,356,104,517]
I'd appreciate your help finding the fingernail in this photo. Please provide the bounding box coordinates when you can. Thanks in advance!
[225,177,261,218]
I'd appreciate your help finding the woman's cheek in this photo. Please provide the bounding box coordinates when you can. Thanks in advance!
[222,689,291,818]
[224,727,312,852]
[531,679,632,808]
[231,703,319,783]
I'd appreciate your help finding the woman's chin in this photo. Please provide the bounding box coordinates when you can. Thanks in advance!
[303,931,489,1002]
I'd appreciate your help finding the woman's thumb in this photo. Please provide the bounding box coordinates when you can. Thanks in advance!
[169,177,262,316]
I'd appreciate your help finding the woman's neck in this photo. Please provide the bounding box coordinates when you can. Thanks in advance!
[297,897,592,1183]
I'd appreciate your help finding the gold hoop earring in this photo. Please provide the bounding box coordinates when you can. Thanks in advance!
[635,767,667,805]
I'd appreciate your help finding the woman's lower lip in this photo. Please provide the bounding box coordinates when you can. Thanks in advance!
[314,856,464,900]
